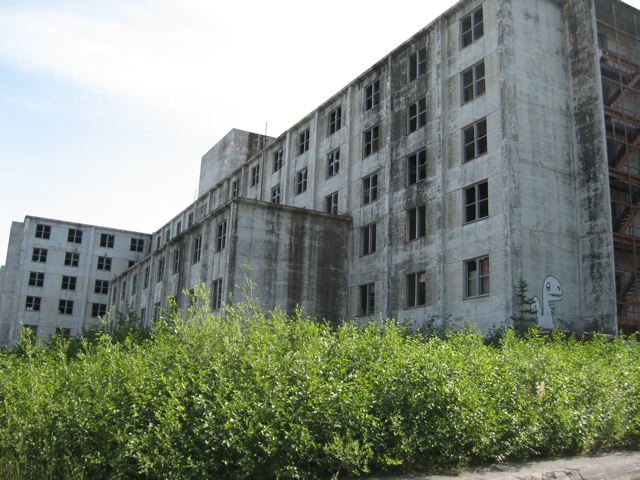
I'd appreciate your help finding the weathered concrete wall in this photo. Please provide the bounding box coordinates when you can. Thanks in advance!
[112,198,350,325]
[231,199,351,324]
[198,129,274,197]
[562,0,615,333]
[510,0,585,330]
[108,0,623,334]
[0,217,151,344]
[0,222,24,344]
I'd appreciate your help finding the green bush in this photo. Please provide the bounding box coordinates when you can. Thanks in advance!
[0,300,638,479]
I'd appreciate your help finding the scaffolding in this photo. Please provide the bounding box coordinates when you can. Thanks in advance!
[597,0,640,333]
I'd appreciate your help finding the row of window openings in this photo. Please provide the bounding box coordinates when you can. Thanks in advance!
[35,225,145,252]
[25,297,107,317]
[28,272,110,295]
[358,181,487,255]
[31,249,118,270]
[119,222,227,298]
[357,255,489,316]
[247,12,484,186]
[258,110,485,209]
[146,279,224,323]
[264,114,485,202]
[289,47,478,159]
[359,205,426,257]
[156,207,209,250]
[359,274,427,315]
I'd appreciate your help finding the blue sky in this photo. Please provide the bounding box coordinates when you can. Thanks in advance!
[2,0,638,263]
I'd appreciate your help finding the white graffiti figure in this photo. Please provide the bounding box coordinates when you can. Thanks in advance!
[530,276,563,329]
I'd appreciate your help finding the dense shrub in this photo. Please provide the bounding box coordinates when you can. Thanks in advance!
[0,301,638,479]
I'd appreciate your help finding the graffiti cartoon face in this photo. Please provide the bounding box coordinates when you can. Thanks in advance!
[544,276,563,301]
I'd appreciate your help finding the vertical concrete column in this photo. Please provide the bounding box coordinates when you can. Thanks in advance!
[497,0,519,321]
[564,0,616,332]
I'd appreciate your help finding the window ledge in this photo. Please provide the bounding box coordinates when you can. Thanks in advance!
[463,293,490,301]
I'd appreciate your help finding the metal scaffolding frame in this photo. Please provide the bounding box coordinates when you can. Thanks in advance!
[598,0,640,333]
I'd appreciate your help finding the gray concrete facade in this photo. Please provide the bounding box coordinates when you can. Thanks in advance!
[0,217,151,343]
[108,0,627,334]
[3,0,634,339]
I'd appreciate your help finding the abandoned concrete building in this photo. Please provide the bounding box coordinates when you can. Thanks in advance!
[2,0,640,342]
[0,218,151,343]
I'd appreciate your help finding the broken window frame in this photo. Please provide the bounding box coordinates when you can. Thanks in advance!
[363,125,380,158]
[406,271,427,308]
[212,278,223,310]
[358,283,375,316]
[408,47,427,81]
[362,173,379,205]
[325,191,339,215]
[463,118,488,162]
[271,184,281,204]
[156,257,165,282]
[328,105,342,135]
[250,164,260,187]
[465,255,490,298]
[464,180,489,223]
[461,60,486,103]
[407,205,427,240]
[364,80,380,111]
[298,128,310,155]
[273,149,284,172]
[192,235,202,264]
[361,223,377,256]
[216,220,227,252]
[296,168,308,195]
[25,296,41,311]
[460,6,484,48]
[407,98,427,133]
[407,149,427,185]
[327,148,340,177]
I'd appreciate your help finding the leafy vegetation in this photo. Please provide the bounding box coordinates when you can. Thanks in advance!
[0,295,639,479]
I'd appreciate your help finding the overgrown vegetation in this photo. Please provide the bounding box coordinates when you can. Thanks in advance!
[0,293,639,479]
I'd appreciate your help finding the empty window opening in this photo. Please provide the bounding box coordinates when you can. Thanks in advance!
[358,283,375,316]
[364,80,380,111]
[465,256,490,298]
[461,7,484,48]
[406,271,427,308]
[328,105,342,135]
[408,98,427,133]
[407,205,427,240]
[464,180,489,223]
[363,125,380,158]
[407,149,427,185]
[362,173,379,205]
[325,191,339,215]
[463,118,487,162]
[361,223,377,256]
[462,60,485,103]
[296,168,308,195]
